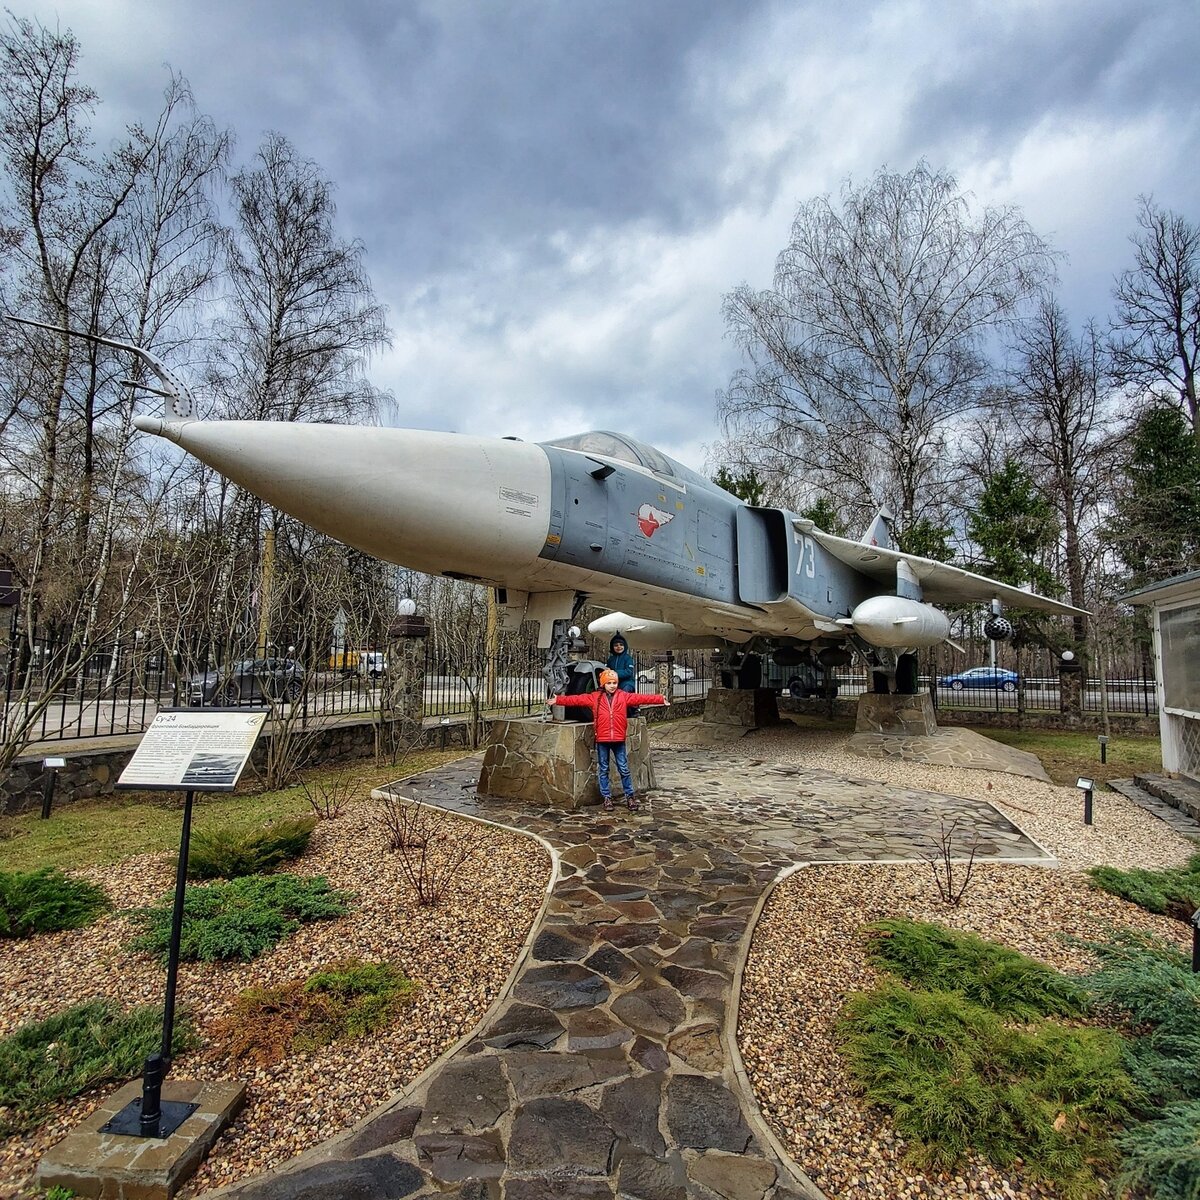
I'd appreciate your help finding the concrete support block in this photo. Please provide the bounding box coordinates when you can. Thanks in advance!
[477,716,655,810]
[855,692,938,736]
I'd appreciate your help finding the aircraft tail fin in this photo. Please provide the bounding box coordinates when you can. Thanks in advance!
[860,506,895,550]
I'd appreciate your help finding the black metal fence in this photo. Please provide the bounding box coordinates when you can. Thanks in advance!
[0,627,1159,748]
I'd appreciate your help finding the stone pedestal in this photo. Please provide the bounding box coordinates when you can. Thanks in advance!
[382,612,430,754]
[702,687,779,728]
[855,691,938,735]
[478,716,655,810]
[1059,666,1083,718]
[36,1078,245,1199]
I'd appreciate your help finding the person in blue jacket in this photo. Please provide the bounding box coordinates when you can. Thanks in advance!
[607,634,637,694]
[607,632,639,718]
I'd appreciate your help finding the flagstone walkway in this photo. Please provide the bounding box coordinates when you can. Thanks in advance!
[218,748,1052,1200]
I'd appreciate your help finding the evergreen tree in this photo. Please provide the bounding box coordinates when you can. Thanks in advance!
[799,496,845,536]
[1108,405,1200,586]
[967,457,1060,593]
[712,466,766,505]
[898,518,954,562]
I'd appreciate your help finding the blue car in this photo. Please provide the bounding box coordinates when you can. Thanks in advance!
[939,666,1019,693]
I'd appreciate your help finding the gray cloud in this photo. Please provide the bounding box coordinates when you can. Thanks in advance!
[22,0,1200,468]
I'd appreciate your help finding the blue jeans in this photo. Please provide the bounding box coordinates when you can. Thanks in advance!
[597,741,632,799]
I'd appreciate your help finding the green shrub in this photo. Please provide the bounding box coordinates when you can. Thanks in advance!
[1115,1099,1200,1200]
[188,815,317,880]
[304,960,419,1042]
[838,979,1136,1195]
[212,959,418,1065]
[1081,929,1200,1109]
[0,1000,195,1135]
[0,867,110,937]
[1087,853,1200,921]
[864,918,1089,1020]
[128,874,350,962]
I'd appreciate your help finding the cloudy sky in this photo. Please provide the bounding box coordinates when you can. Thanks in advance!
[23,0,1200,470]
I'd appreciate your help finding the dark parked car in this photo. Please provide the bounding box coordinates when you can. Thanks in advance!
[787,664,839,699]
[938,666,1019,693]
[180,657,303,706]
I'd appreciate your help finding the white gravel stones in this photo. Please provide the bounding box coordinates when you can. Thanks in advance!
[0,799,550,1198]
[735,725,1194,1200]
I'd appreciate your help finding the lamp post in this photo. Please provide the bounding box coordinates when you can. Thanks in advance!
[1097,734,1109,764]
[1077,776,1094,826]
[40,757,65,820]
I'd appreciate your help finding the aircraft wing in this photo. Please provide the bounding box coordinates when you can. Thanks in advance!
[810,530,1088,616]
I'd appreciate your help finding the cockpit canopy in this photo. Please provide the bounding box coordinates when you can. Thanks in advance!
[541,430,722,494]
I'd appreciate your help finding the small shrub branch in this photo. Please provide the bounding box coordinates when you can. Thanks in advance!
[922,816,982,906]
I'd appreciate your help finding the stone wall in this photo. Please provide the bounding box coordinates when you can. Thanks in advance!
[1,715,473,816]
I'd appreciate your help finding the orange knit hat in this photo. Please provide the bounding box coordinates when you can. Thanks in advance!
[599,669,619,684]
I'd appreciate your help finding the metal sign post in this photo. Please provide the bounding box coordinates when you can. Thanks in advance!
[40,757,65,819]
[100,708,267,1139]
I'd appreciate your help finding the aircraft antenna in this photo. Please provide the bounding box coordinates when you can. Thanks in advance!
[4,315,196,422]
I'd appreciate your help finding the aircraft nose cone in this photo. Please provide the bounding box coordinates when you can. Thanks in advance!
[139,420,552,577]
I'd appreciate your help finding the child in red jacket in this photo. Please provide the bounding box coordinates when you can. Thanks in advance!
[549,668,668,811]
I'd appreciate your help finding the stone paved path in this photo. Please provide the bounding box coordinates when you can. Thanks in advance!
[219,748,1052,1200]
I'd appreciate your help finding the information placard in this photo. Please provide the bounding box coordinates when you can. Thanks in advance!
[117,708,268,791]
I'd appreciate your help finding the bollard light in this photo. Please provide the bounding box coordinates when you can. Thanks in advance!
[1192,909,1200,974]
[1097,734,1109,764]
[40,757,65,820]
[1077,776,1094,826]
[440,716,450,749]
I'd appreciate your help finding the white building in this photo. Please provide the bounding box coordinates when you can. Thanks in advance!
[1125,570,1200,781]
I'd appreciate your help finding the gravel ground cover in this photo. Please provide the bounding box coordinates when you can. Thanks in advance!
[0,798,550,1198]
[1,723,1189,1200]
[738,724,1195,1200]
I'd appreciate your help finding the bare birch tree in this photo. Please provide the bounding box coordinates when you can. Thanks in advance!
[1110,197,1200,441]
[0,14,158,633]
[200,132,392,651]
[1003,298,1122,643]
[718,161,1054,546]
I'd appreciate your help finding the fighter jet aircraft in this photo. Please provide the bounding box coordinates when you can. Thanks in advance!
[6,318,1084,690]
